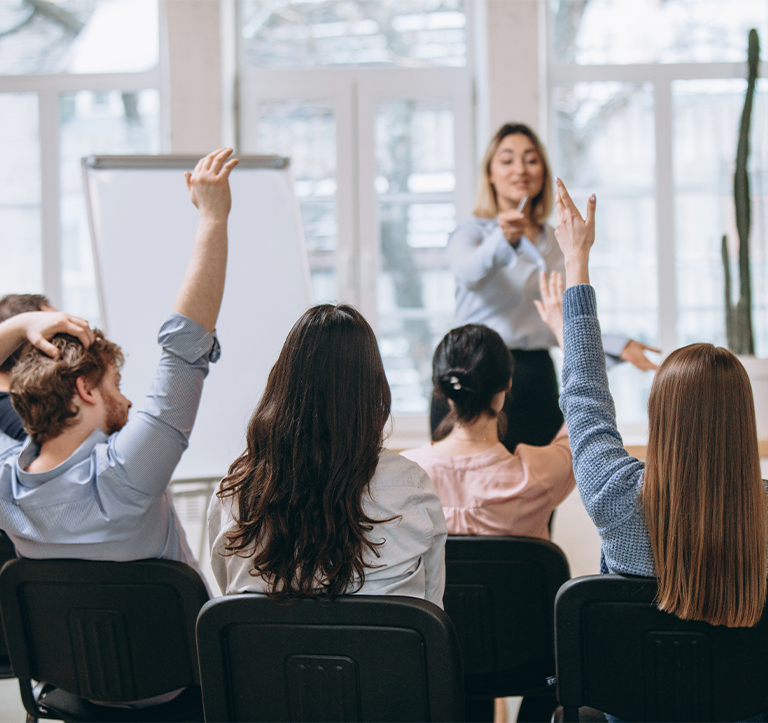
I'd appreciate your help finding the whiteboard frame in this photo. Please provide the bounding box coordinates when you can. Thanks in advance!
[81,154,312,338]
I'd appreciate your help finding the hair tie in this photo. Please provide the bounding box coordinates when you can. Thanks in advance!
[449,375,462,390]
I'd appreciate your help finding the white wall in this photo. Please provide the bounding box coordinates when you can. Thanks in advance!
[164,0,223,153]
[162,0,545,157]
[474,0,544,151]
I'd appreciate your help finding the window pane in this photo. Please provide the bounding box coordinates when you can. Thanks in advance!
[674,78,768,357]
[60,89,160,324]
[240,0,466,69]
[0,0,158,75]
[553,82,657,424]
[0,94,42,294]
[248,100,338,303]
[376,99,456,415]
[552,0,768,64]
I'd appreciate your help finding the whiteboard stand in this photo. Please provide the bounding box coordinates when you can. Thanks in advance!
[82,154,312,481]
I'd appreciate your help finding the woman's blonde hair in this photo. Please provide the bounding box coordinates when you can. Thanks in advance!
[643,343,767,628]
[473,123,554,225]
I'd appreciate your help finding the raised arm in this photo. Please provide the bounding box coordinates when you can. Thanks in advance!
[553,180,645,530]
[173,148,239,332]
[108,149,239,497]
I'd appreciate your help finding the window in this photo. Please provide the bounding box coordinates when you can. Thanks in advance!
[238,1,474,434]
[0,0,162,323]
[240,0,467,68]
[548,0,768,434]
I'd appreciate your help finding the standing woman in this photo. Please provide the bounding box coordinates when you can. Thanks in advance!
[436,123,657,452]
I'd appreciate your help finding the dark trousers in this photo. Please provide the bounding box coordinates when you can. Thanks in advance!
[430,349,564,454]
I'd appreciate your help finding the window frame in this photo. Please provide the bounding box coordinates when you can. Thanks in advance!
[545,6,768,438]
[0,28,164,308]
[237,4,476,448]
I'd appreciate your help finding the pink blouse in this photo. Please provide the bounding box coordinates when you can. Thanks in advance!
[401,425,575,540]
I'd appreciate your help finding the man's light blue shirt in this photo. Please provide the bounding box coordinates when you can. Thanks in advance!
[0,313,219,566]
[447,217,628,361]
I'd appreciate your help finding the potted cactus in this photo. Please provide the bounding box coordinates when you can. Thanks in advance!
[721,28,768,439]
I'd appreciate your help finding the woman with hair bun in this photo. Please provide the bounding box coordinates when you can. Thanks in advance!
[403,278,575,540]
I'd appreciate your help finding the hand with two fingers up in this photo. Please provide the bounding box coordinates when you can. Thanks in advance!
[553,177,661,371]
[554,177,596,288]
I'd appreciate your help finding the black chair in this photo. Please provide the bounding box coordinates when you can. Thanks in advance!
[443,536,570,721]
[0,531,18,678]
[0,558,209,722]
[555,574,768,722]
[195,593,465,722]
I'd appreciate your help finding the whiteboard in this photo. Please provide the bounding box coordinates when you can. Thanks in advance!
[83,155,312,480]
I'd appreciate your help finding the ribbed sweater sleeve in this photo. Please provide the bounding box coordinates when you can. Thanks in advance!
[560,284,655,576]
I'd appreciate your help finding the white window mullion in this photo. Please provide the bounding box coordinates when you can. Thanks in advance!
[354,72,380,327]
[334,77,359,307]
[39,89,61,309]
[654,79,678,353]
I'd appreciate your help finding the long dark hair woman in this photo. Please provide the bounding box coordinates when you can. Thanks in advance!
[208,304,447,605]
[436,122,659,453]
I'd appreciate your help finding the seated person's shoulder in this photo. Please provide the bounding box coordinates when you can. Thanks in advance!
[371,448,432,491]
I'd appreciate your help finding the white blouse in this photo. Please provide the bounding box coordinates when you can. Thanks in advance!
[207,449,448,608]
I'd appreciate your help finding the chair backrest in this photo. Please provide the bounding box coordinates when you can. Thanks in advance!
[443,535,570,697]
[0,558,209,703]
[0,533,18,664]
[196,594,465,722]
[555,575,768,722]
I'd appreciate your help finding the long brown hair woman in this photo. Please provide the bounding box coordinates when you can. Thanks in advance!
[541,177,767,628]
[207,304,447,604]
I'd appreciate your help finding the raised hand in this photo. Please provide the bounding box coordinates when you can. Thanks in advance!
[534,271,565,349]
[184,148,239,220]
[620,340,661,372]
[0,311,94,362]
[554,177,596,287]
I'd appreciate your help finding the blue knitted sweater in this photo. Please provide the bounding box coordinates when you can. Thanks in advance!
[560,284,655,577]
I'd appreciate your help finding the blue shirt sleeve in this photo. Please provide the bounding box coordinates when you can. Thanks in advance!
[447,220,518,291]
[105,312,220,499]
[560,285,647,537]
[560,285,655,576]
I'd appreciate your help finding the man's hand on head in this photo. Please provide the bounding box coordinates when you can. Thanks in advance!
[0,311,95,366]
[18,311,95,359]
[184,148,239,221]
